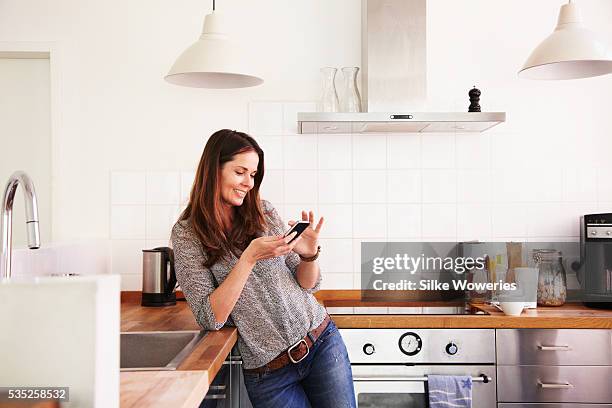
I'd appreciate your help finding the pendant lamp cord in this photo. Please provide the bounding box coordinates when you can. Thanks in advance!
[212,0,215,11]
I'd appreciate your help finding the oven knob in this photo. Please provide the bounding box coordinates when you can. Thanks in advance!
[363,343,375,355]
[591,230,597,236]
[607,231,611,236]
[445,342,458,355]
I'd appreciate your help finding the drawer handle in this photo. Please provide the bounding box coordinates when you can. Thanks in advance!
[352,375,491,383]
[538,381,574,389]
[204,394,227,399]
[538,345,571,351]
[323,126,339,131]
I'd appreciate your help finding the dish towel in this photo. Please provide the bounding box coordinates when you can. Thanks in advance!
[427,375,472,408]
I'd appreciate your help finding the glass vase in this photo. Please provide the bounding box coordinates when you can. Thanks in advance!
[320,67,339,112]
[341,67,362,112]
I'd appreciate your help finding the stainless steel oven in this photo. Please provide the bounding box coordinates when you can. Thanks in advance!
[340,328,497,407]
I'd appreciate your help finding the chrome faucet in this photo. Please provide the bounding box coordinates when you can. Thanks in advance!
[1,171,40,279]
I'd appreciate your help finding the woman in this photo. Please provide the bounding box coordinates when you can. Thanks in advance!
[171,129,356,408]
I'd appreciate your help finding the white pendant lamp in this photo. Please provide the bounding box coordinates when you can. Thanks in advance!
[519,0,612,80]
[165,0,263,89]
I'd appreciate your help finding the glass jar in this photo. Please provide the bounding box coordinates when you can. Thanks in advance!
[530,249,567,306]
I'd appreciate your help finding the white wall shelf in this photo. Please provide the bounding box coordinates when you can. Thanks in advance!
[297,112,506,134]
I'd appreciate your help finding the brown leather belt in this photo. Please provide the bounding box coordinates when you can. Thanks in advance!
[244,315,331,374]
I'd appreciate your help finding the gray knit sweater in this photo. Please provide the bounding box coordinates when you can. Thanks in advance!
[170,200,327,369]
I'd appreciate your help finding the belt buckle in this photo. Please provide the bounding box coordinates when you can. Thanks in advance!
[287,339,309,364]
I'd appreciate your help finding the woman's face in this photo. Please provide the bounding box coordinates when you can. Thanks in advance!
[219,150,259,207]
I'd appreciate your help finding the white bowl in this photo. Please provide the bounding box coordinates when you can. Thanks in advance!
[499,301,524,316]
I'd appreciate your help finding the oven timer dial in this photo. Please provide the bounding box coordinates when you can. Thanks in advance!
[445,342,458,356]
[363,343,375,355]
[398,332,422,356]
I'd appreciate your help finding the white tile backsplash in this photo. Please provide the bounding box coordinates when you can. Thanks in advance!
[353,134,387,169]
[353,204,387,238]
[455,133,490,169]
[257,136,284,169]
[321,273,353,289]
[318,170,352,203]
[354,170,386,203]
[318,238,353,273]
[146,172,180,205]
[283,102,317,134]
[318,134,352,169]
[121,274,142,291]
[421,133,455,169]
[283,136,317,169]
[388,134,421,168]
[111,206,146,239]
[422,169,457,203]
[145,205,180,240]
[457,204,491,240]
[597,168,612,201]
[387,170,421,203]
[284,170,317,203]
[249,102,283,135]
[111,172,146,205]
[111,240,145,275]
[108,101,609,290]
[562,167,596,202]
[319,204,352,238]
[422,204,457,238]
[180,171,195,206]
[457,169,491,203]
[261,169,284,204]
[387,204,421,238]
[491,204,528,237]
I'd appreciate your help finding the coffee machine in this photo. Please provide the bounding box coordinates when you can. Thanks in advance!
[141,247,177,307]
[577,213,612,308]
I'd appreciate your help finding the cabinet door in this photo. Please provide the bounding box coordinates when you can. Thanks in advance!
[497,366,612,403]
[496,329,612,366]
[499,404,612,408]
[201,356,250,408]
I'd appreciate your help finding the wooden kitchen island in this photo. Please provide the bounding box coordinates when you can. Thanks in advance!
[120,294,237,408]
[120,290,612,407]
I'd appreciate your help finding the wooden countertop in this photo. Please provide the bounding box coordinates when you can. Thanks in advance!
[119,290,612,407]
[120,294,237,408]
[315,290,612,329]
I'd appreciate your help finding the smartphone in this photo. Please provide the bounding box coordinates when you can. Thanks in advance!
[284,221,310,244]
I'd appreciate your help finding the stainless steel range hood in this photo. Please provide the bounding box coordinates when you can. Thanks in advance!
[298,0,505,134]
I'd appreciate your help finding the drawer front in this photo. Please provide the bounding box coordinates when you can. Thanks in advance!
[497,366,612,403]
[499,404,612,408]
[496,329,612,365]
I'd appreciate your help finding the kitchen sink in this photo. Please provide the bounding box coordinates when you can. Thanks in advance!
[120,330,207,371]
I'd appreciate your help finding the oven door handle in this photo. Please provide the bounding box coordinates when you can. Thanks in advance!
[353,374,492,383]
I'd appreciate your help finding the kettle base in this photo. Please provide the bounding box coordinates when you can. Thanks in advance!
[141,292,177,307]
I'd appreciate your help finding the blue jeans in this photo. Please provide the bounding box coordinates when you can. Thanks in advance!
[242,319,356,408]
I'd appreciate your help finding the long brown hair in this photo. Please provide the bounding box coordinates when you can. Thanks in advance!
[180,129,267,267]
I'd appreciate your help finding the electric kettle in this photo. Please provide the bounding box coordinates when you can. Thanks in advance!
[141,247,177,307]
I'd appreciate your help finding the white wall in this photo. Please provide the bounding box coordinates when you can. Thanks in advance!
[2,0,612,289]
[0,57,52,247]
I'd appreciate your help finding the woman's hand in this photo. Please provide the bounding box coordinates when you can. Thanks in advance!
[288,210,324,258]
[242,234,301,264]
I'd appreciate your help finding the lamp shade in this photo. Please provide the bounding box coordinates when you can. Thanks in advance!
[165,12,263,88]
[519,2,612,80]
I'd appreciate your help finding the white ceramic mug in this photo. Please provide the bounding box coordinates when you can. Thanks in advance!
[499,301,524,316]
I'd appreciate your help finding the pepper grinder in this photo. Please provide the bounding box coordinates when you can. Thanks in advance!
[468,86,481,112]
